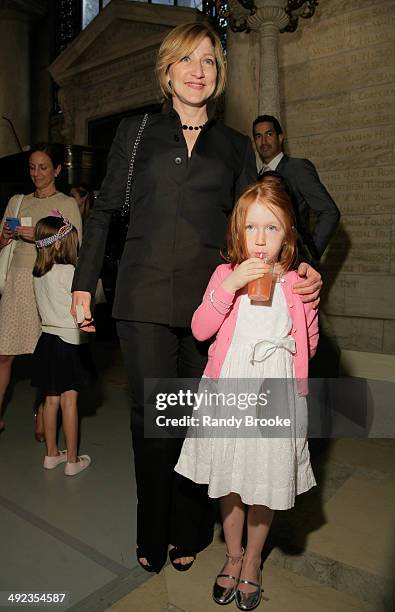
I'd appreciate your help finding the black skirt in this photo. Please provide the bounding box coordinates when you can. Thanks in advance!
[31,333,94,395]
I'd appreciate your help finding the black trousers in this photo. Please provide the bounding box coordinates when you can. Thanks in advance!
[117,320,214,572]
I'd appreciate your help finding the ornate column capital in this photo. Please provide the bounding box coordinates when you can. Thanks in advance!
[247,1,289,32]
[248,8,289,33]
[223,0,318,33]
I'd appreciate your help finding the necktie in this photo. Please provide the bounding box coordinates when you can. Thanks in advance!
[260,164,271,175]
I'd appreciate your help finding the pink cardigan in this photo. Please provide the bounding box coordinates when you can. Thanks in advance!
[191,264,319,396]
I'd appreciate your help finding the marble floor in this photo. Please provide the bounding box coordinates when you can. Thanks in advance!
[0,339,394,612]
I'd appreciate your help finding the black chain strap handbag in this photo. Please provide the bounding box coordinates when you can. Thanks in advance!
[105,113,149,260]
[101,114,149,303]
[119,112,149,228]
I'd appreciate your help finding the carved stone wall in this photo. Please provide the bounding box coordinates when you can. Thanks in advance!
[278,0,395,356]
[225,0,395,359]
[49,0,200,144]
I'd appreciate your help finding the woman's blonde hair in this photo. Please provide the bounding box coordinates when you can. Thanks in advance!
[33,216,79,278]
[226,175,298,271]
[156,22,226,100]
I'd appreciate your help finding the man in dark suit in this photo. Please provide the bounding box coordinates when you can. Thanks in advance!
[254,115,340,443]
[253,114,340,267]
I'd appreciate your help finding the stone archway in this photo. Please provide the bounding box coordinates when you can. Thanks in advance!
[49,0,200,145]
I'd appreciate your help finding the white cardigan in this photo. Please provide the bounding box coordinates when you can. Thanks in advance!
[33,264,86,345]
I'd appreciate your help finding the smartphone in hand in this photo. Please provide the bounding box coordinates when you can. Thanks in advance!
[6,217,21,233]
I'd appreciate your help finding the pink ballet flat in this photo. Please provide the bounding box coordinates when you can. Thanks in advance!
[64,455,91,476]
[43,450,67,469]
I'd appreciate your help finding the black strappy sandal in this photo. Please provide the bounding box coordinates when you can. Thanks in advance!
[136,547,157,573]
[168,547,196,572]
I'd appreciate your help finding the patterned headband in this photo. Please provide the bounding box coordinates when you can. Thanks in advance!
[35,209,74,249]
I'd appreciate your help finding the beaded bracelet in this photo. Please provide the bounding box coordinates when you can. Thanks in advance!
[209,289,233,313]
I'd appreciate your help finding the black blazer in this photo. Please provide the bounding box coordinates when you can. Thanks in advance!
[273,155,340,263]
[72,102,257,326]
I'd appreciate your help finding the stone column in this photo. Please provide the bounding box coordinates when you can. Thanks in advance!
[247,0,289,120]
[0,0,47,157]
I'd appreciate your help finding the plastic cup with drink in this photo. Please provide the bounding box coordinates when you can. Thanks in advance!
[248,253,274,303]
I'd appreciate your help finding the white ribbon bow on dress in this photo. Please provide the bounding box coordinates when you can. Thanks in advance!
[250,335,296,364]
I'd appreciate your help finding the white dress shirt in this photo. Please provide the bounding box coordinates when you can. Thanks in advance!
[260,152,284,173]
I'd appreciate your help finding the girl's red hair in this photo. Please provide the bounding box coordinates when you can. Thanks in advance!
[226,175,297,270]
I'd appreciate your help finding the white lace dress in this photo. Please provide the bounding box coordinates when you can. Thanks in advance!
[175,283,316,510]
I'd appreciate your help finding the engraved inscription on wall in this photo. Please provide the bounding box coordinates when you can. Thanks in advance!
[284,84,395,138]
[324,215,392,274]
[329,316,384,353]
[281,3,395,66]
[320,166,395,215]
[324,275,395,321]
[287,126,393,171]
[281,43,395,101]
[279,0,395,354]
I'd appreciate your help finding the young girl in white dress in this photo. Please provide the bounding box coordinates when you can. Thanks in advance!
[175,175,319,610]
[31,212,92,476]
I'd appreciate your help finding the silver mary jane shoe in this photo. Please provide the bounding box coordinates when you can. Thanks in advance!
[235,568,262,611]
[212,549,244,605]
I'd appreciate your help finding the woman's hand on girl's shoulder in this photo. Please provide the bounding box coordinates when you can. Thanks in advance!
[292,262,322,308]
[221,258,270,293]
